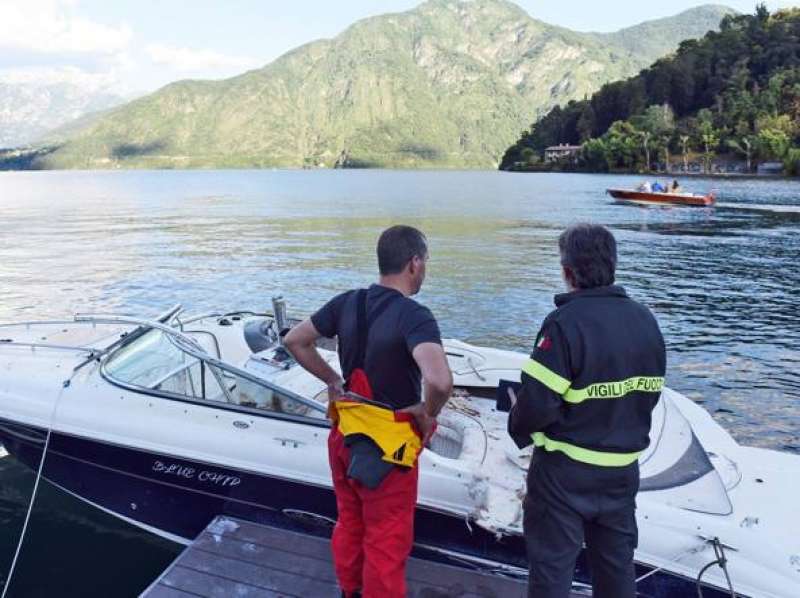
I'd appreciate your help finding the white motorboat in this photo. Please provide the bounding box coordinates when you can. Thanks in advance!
[0,304,798,597]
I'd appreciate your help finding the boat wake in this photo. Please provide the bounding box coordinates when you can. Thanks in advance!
[717,202,800,214]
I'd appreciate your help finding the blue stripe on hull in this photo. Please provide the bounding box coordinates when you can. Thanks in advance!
[0,418,729,598]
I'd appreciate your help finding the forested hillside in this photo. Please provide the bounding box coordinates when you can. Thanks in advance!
[7,0,731,170]
[500,6,800,175]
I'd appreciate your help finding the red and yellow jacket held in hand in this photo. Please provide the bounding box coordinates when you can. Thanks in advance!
[329,367,423,468]
[329,398,423,468]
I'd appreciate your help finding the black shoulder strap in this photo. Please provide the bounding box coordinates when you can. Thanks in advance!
[355,289,369,369]
[354,288,398,369]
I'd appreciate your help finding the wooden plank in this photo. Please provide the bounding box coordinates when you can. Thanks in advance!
[189,537,337,583]
[195,528,331,564]
[144,585,205,598]
[193,529,522,597]
[159,566,280,598]
[142,516,538,598]
[406,557,526,597]
[173,549,339,596]
[198,519,522,595]
[204,519,331,561]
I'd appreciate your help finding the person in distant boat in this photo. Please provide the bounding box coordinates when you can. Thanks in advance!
[636,181,651,193]
[651,181,664,192]
[285,225,453,598]
[508,224,666,598]
[671,180,681,193]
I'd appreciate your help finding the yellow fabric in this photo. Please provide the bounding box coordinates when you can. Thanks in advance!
[532,432,641,467]
[563,376,665,404]
[331,401,422,467]
[522,358,571,394]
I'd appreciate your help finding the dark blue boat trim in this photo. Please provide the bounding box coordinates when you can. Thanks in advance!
[0,417,730,598]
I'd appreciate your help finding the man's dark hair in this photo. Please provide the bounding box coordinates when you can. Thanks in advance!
[377,225,428,275]
[558,224,617,289]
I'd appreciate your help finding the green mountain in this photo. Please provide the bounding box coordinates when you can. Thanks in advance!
[500,6,800,175]
[30,0,734,169]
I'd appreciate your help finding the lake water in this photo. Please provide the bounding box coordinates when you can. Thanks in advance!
[1,169,799,595]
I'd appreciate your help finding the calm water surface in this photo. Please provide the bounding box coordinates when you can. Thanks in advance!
[0,170,798,595]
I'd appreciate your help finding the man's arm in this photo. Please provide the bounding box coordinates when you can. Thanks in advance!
[508,375,564,448]
[284,319,344,399]
[413,342,453,416]
[403,342,453,442]
[508,322,571,448]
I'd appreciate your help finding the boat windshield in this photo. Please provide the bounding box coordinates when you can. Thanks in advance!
[103,329,326,420]
[104,329,225,399]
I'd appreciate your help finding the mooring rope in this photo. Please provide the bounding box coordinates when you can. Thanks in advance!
[696,538,737,598]
[635,540,708,584]
[1,376,72,598]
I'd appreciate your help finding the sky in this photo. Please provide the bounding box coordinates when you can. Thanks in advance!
[1,0,797,96]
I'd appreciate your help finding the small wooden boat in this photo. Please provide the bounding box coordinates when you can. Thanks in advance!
[607,188,715,207]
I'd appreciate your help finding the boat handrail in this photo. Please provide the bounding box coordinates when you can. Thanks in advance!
[179,311,276,326]
[178,312,223,325]
[74,304,183,322]
[0,305,183,353]
[82,315,326,415]
[0,319,91,329]
[0,339,101,354]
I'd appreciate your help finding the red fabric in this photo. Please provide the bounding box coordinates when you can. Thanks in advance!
[347,367,373,399]
[328,427,418,598]
[346,368,420,431]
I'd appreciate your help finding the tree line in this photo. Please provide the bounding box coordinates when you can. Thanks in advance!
[500,6,800,175]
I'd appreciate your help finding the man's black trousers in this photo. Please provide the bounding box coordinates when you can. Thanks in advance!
[524,450,639,598]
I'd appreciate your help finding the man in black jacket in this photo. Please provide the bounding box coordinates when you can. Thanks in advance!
[508,224,666,598]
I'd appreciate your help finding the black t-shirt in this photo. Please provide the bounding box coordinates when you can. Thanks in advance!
[311,284,442,410]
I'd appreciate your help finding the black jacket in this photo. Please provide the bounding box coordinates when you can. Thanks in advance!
[508,286,666,459]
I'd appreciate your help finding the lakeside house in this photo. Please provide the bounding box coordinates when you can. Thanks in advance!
[544,143,582,163]
[757,162,785,175]
[662,158,786,176]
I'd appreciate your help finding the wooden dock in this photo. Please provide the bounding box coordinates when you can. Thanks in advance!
[140,515,542,598]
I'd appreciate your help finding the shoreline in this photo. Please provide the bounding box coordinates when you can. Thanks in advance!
[0,166,795,178]
[501,169,794,180]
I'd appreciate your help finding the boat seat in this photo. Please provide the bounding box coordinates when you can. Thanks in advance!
[428,421,464,460]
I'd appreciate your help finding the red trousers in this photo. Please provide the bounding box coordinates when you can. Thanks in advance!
[328,427,419,598]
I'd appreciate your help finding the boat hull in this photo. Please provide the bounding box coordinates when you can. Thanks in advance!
[607,189,715,207]
[0,417,729,598]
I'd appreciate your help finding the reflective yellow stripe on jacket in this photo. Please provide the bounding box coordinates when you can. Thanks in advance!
[523,359,664,405]
[522,358,661,466]
[522,359,570,394]
[564,376,664,404]
[330,400,421,467]
[532,432,642,467]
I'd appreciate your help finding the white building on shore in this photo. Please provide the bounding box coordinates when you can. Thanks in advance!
[544,143,582,163]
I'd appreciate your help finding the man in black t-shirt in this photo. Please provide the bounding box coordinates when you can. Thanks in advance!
[286,225,453,598]
[310,284,442,410]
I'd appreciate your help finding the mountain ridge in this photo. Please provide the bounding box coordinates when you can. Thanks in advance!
[26,0,736,169]
[0,79,126,148]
